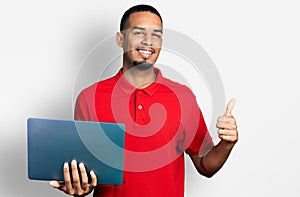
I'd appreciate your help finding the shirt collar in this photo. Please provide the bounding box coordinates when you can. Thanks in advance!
[114,67,163,96]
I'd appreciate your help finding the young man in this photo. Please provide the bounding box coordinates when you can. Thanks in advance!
[50,4,238,197]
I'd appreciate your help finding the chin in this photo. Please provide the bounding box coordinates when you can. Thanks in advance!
[133,61,154,70]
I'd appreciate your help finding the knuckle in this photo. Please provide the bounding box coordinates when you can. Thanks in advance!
[233,121,237,127]
[82,182,88,190]
[81,178,88,184]
[67,190,75,195]
[86,186,93,192]
[64,179,70,184]
[80,168,86,175]
[72,178,80,185]
[65,180,72,188]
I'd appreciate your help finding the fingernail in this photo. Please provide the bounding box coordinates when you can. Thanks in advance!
[79,163,84,168]
[49,181,55,187]
[71,160,77,165]
[64,162,68,168]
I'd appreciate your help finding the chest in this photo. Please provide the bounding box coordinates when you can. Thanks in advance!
[94,90,184,152]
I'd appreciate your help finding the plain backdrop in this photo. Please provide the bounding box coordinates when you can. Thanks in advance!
[0,0,299,196]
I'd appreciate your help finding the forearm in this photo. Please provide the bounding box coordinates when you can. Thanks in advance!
[191,140,236,178]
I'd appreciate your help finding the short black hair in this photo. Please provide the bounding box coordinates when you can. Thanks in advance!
[120,4,163,31]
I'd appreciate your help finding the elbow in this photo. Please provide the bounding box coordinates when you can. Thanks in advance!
[196,157,218,178]
[199,170,216,178]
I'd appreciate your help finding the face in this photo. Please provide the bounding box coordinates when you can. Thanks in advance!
[116,11,163,69]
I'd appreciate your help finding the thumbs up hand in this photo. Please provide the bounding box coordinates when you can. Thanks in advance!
[216,98,238,143]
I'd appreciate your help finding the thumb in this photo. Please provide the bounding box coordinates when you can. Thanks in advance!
[225,98,236,116]
[49,180,61,188]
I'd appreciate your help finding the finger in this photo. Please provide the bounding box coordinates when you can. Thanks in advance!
[90,170,97,188]
[218,128,238,142]
[71,160,81,192]
[218,129,237,136]
[63,162,73,191]
[217,116,235,123]
[79,163,89,190]
[216,121,237,130]
[225,98,236,116]
[49,180,61,188]
[219,134,238,142]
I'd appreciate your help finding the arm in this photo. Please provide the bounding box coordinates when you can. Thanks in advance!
[190,99,238,178]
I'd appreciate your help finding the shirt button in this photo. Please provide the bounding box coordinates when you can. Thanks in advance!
[137,105,143,110]
[138,91,142,95]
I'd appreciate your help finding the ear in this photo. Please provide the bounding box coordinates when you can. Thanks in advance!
[115,32,124,48]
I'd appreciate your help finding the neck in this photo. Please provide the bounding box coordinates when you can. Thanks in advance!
[122,65,156,89]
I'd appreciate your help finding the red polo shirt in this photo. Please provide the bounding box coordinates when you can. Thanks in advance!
[74,68,214,197]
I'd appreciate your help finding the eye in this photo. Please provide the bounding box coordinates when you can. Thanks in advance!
[133,31,145,36]
[152,33,162,39]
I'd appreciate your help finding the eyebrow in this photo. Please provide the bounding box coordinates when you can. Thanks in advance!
[132,26,163,33]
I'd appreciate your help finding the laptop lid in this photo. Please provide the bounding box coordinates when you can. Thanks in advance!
[27,118,125,185]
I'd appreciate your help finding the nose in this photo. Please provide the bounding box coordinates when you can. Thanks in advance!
[141,33,153,46]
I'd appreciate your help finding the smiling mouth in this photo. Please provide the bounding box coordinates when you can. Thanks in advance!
[136,48,154,57]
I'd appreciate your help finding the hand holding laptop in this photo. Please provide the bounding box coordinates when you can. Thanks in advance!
[49,160,97,196]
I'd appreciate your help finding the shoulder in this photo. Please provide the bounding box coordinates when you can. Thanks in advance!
[79,75,116,97]
[159,76,195,99]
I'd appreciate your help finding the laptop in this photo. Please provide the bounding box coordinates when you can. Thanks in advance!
[27,118,125,185]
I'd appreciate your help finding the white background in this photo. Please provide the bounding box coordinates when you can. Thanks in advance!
[0,0,299,196]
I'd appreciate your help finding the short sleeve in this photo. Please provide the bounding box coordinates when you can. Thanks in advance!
[74,91,90,121]
[184,103,214,156]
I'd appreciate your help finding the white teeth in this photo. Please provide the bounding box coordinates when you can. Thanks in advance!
[138,50,152,55]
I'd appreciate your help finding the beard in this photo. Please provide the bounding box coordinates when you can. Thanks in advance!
[133,60,153,70]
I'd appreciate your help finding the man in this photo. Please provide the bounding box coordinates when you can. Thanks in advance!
[50,4,238,197]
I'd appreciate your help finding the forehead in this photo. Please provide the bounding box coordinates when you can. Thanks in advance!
[127,11,162,29]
